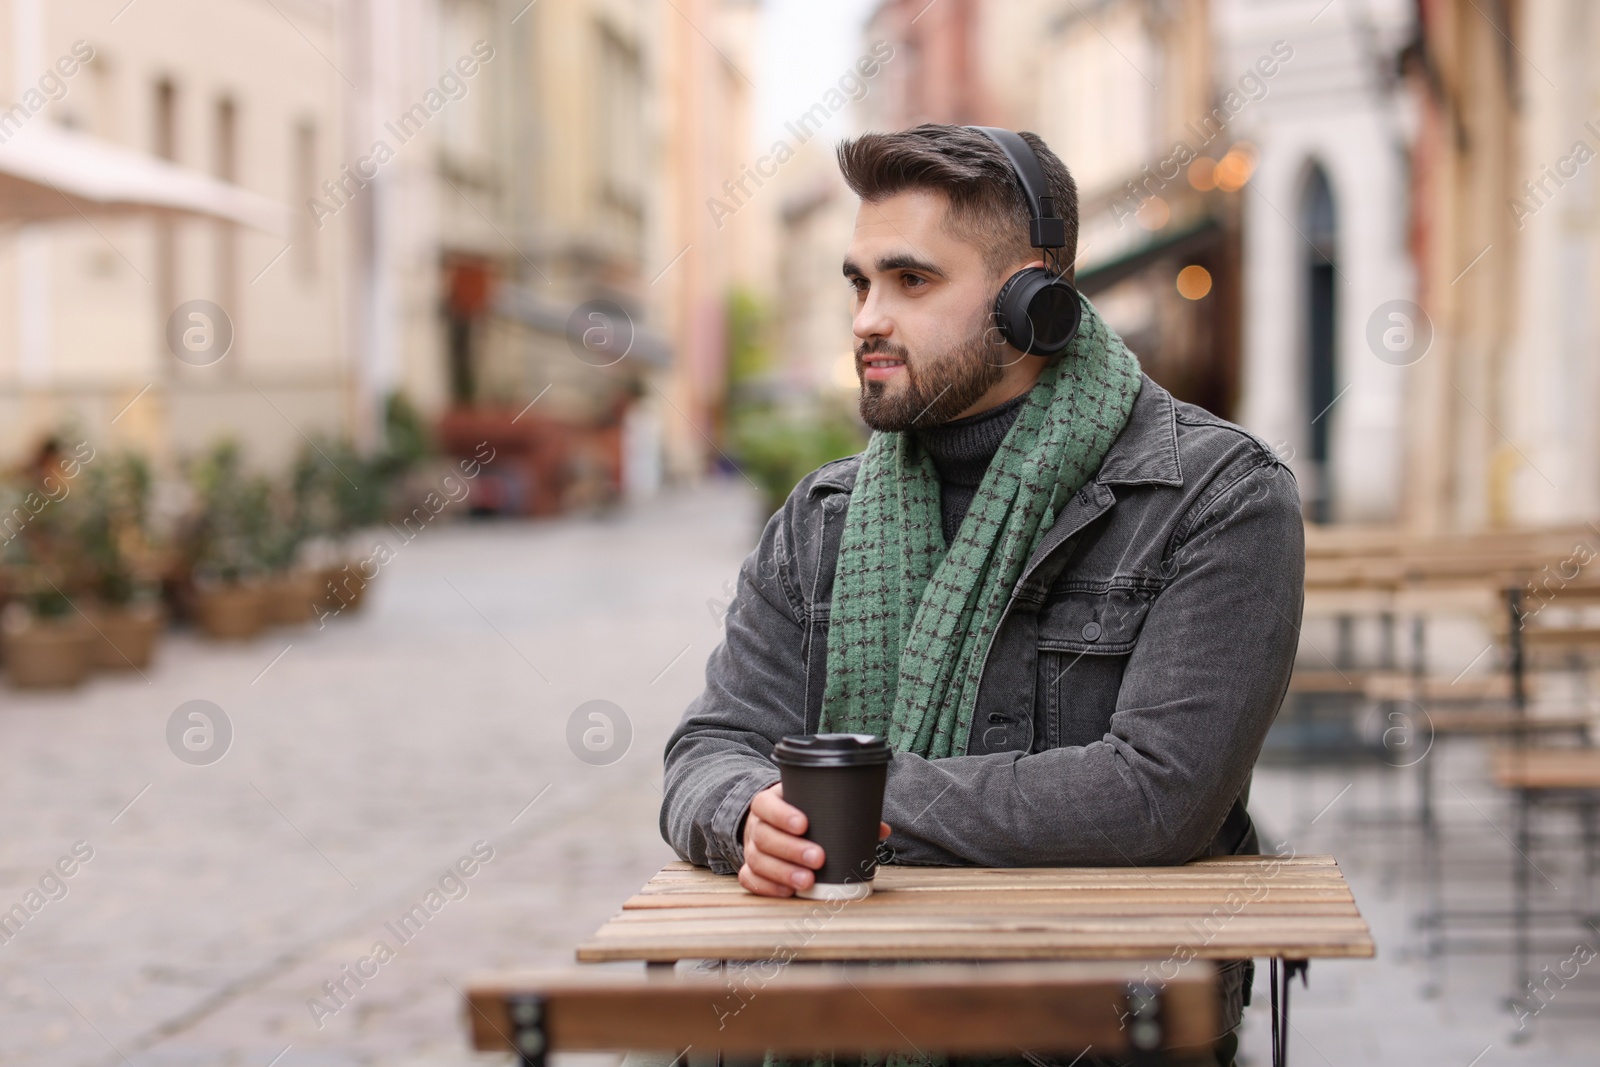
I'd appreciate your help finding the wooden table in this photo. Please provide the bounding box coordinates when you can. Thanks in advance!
[464,856,1373,1067]
[576,856,1375,963]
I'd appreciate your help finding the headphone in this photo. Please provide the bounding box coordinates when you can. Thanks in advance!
[965,126,1082,358]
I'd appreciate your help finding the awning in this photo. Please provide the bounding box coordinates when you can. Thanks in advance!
[496,285,674,368]
[1076,217,1225,296]
[0,122,289,235]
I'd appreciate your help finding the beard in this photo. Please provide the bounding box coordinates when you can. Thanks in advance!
[856,317,1006,432]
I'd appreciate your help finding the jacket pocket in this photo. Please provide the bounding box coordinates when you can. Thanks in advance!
[1040,648,1130,750]
[1036,585,1155,654]
[1035,586,1154,751]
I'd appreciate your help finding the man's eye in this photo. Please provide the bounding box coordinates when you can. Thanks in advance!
[848,277,867,294]
[902,274,926,289]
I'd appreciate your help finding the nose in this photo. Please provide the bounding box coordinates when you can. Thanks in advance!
[852,285,892,346]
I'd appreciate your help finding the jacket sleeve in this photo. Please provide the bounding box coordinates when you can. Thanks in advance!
[879,458,1305,867]
[658,486,810,874]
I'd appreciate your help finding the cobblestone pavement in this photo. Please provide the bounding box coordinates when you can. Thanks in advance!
[2,479,767,1067]
[4,478,1597,1066]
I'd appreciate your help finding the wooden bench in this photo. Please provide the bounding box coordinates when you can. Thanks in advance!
[1426,709,1589,737]
[465,961,1221,1063]
[1475,745,1600,1009]
[1295,526,1600,769]
[1491,746,1600,790]
[1360,671,1527,704]
[1286,668,1368,695]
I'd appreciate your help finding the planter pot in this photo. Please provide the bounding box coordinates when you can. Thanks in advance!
[4,616,94,688]
[265,571,323,625]
[318,563,372,614]
[194,584,266,640]
[90,603,165,670]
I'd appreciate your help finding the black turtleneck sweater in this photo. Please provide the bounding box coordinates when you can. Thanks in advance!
[912,385,1035,545]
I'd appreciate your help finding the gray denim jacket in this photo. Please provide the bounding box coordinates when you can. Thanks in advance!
[660,374,1305,1033]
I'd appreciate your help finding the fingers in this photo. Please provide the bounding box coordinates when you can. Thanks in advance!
[750,783,807,835]
[738,860,794,897]
[745,812,823,891]
[751,814,824,867]
[879,821,892,840]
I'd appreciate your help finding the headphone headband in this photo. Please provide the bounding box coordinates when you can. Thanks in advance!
[965,125,1066,250]
[959,125,1082,358]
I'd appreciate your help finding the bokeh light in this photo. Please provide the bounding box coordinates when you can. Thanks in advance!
[1176,264,1213,300]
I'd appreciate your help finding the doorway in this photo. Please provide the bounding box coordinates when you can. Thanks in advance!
[1300,164,1339,523]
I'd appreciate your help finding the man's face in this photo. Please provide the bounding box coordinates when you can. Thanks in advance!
[843,189,1034,431]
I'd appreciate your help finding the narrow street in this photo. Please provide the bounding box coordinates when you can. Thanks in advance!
[1,479,766,1066]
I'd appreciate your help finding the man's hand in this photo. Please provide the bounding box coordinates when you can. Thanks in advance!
[738,782,893,897]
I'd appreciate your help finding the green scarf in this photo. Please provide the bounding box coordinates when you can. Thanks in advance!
[817,294,1143,761]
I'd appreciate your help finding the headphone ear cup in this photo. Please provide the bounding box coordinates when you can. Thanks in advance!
[992,268,1083,357]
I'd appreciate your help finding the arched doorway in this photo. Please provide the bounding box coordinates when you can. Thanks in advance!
[1300,164,1339,523]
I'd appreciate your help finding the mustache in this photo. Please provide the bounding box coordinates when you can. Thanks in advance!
[856,339,908,360]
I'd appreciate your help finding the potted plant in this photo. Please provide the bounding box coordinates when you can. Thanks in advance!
[186,441,268,640]
[259,472,320,625]
[729,398,867,519]
[0,475,95,688]
[78,453,165,670]
[297,440,384,615]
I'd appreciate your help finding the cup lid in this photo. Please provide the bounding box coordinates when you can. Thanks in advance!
[772,733,892,767]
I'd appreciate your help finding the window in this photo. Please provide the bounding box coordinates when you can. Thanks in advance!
[294,120,317,278]
[153,78,176,160]
[595,23,643,258]
[154,78,178,362]
[214,97,238,345]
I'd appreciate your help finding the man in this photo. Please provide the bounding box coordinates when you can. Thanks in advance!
[660,123,1304,1066]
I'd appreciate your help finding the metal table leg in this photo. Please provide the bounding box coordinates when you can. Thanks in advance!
[1414,613,1433,832]
[1408,614,1446,995]
[1269,958,1309,1067]
[1505,588,1532,1022]
[1513,787,1531,1012]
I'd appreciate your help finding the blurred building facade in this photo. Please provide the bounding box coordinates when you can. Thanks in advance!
[1214,0,1416,524]
[340,0,766,499]
[0,0,765,507]
[1405,0,1600,531]
[771,139,863,400]
[14,0,1600,534]
[0,0,350,472]
[333,0,765,510]
[752,32,904,409]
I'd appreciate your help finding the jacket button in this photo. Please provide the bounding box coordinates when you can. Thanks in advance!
[1081,621,1102,642]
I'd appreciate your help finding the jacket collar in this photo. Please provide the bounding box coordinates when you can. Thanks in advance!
[1094,373,1183,488]
[808,372,1182,497]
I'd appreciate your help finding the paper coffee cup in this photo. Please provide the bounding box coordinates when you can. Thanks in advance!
[771,733,891,900]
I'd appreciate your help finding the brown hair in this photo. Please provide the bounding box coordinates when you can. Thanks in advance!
[836,123,1079,281]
